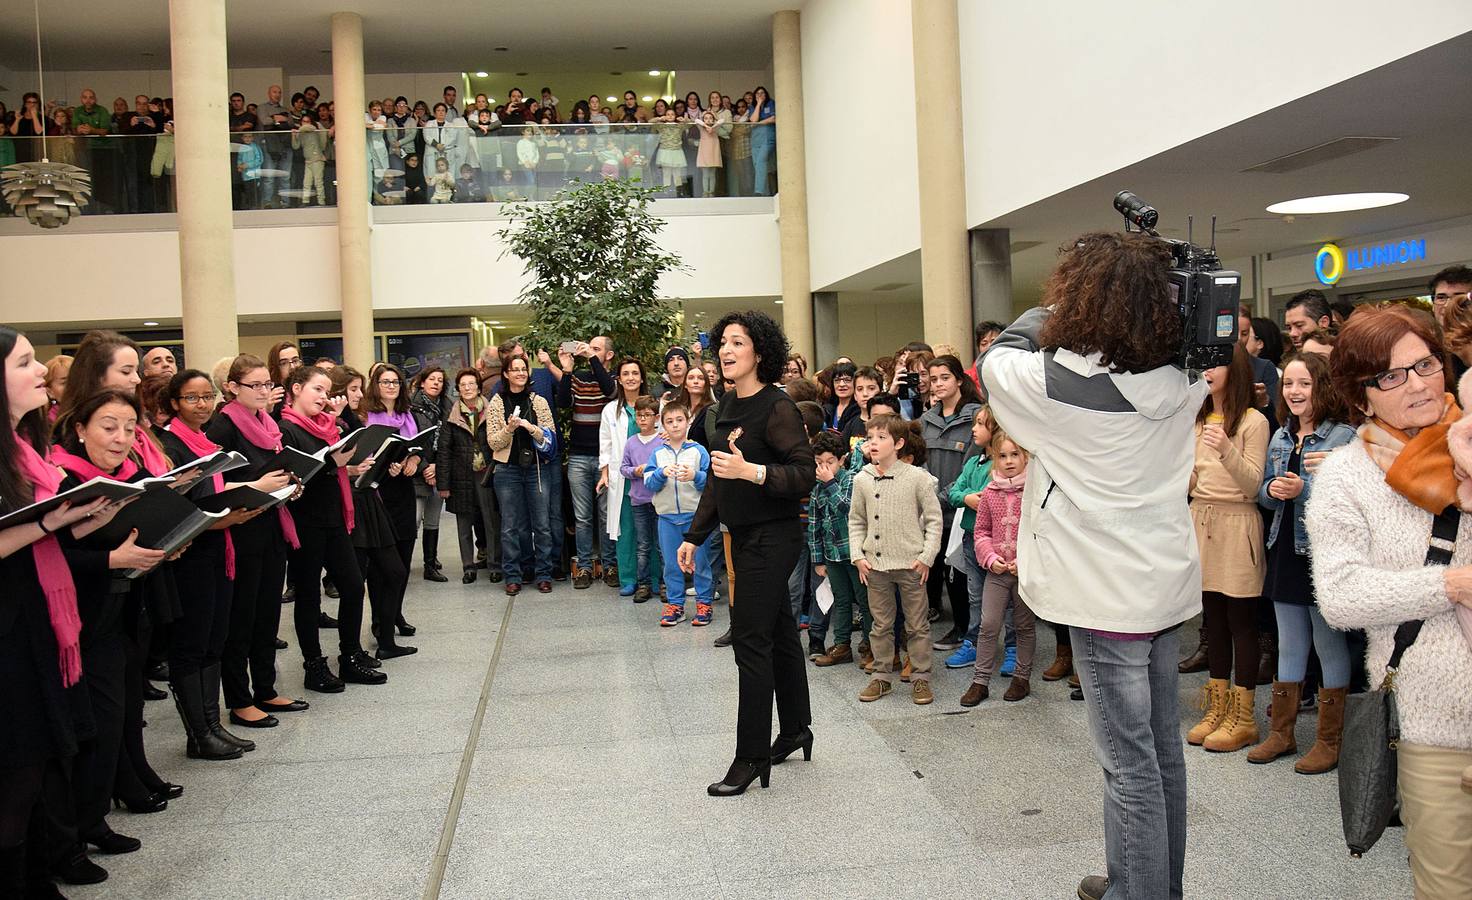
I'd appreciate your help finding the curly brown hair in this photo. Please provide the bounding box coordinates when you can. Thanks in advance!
[1038,232,1179,373]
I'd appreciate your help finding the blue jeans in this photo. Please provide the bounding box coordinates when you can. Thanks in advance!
[1072,625,1186,900]
[544,458,564,569]
[658,513,712,604]
[630,502,657,587]
[493,462,554,585]
[751,131,774,196]
[567,455,612,571]
[1275,602,1351,688]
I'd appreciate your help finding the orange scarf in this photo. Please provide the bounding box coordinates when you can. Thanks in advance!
[1358,393,1462,515]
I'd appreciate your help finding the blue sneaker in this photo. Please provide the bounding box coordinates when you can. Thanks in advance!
[799,614,809,630]
[619,584,636,597]
[945,640,976,669]
[1000,645,1017,677]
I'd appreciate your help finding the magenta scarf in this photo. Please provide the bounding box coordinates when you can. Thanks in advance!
[14,438,84,687]
[279,406,355,534]
[367,408,418,439]
[219,401,300,549]
[133,425,170,476]
[50,446,139,483]
[166,419,236,579]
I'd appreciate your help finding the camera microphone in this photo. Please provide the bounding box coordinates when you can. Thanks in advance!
[1114,191,1159,233]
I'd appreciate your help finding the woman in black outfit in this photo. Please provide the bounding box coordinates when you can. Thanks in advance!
[679,311,816,796]
[410,365,449,583]
[331,366,416,660]
[0,326,119,895]
[206,354,302,726]
[361,363,421,636]
[277,366,384,691]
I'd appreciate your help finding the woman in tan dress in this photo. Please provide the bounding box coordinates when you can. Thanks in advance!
[1187,345,1269,753]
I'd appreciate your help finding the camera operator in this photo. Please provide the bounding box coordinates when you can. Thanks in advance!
[981,231,1208,900]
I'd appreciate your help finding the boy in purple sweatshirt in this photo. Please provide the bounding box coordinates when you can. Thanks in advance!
[618,396,664,602]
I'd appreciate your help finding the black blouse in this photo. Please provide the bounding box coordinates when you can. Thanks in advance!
[279,421,345,529]
[685,383,815,545]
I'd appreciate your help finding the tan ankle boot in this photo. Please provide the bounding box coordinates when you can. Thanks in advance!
[1187,678,1230,745]
[1247,682,1300,763]
[1204,685,1259,752]
[1295,687,1347,774]
[1042,645,1073,681]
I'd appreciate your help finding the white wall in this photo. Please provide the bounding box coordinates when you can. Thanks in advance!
[800,0,920,292]
[837,295,923,365]
[673,70,772,103]
[958,0,1472,228]
[6,68,285,109]
[0,208,780,328]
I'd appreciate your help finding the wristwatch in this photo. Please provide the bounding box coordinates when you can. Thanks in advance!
[754,464,767,486]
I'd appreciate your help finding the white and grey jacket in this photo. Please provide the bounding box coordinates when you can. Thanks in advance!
[981,306,1209,633]
[644,439,709,517]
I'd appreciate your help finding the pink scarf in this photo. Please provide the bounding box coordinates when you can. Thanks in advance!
[14,438,84,687]
[166,419,236,579]
[50,446,139,483]
[986,468,1028,494]
[219,401,300,549]
[279,406,355,534]
[133,425,170,476]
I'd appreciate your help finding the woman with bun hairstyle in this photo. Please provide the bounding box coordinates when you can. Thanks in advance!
[206,354,303,726]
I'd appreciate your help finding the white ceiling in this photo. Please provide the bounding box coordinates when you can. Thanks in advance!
[2,0,789,73]
[985,32,1472,303]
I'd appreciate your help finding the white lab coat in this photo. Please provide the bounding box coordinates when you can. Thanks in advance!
[598,398,635,541]
[422,120,467,177]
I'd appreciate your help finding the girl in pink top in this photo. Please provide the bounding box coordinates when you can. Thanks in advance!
[695,110,723,198]
[963,429,1038,705]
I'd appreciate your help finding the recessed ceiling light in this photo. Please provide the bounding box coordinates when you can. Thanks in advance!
[642,95,652,102]
[606,96,617,102]
[486,97,496,103]
[474,71,488,78]
[486,320,502,325]
[142,321,159,326]
[649,70,661,76]
[1265,192,1409,215]
[773,300,783,305]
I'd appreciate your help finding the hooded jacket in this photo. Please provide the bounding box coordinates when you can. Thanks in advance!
[918,399,983,509]
[981,306,1209,632]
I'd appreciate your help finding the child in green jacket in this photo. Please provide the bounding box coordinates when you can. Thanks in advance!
[808,431,869,668]
[942,406,999,669]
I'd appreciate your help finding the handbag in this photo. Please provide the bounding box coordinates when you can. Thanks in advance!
[1337,505,1459,857]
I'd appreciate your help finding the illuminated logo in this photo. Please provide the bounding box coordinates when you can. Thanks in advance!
[1315,244,1345,285]
[1315,238,1426,286]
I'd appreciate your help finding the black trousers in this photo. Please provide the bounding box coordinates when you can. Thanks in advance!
[222,518,287,708]
[114,623,165,802]
[925,519,969,635]
[73,619,126,840]
[355,543,407,637]
[168,548,233,678]
[729,519,811,759]
[290,525,365,660]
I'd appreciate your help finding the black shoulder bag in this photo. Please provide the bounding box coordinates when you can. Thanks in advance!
[1337,504,1459,857]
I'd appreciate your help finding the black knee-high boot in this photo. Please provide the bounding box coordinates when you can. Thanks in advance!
[422,527,447,582]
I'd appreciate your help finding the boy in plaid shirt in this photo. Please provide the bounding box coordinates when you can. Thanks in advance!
[808,430,870,668]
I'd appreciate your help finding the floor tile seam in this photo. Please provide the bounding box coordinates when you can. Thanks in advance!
[421,593,518,900]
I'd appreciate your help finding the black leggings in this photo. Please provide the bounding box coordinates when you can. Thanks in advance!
[222,517,287,708]
[729,519,811,759]
[355,543,407,639]
[1203,591,1258,689]
[168,547,233,678]
[290,525,365,660]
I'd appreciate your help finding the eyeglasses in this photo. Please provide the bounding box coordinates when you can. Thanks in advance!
[1433,291,1470,305]
[378,379,401,387]
[832,376,854,384]
[1361,354,1443,391]
[179,393,218,405]
[237,380,275,392]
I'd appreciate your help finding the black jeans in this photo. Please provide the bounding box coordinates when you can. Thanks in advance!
[290,525,365,660]
[222,517,287,708]
[729,519,811,759]
[168,547,233,678]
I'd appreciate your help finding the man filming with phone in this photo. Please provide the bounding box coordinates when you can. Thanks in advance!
[981,231,1209,900]
[554,336,616,589]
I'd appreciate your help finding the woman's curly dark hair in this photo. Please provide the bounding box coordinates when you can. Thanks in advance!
[711,310,789,386]
[1038,231,1179,373]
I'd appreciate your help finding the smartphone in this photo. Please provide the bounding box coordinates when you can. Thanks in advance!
[559,340,578,355]
[698,331,709,349]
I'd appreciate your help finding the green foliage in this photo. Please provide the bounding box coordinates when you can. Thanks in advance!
[496,178,687,373]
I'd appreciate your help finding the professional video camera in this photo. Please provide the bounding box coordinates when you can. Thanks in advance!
[1113,191,1240,371]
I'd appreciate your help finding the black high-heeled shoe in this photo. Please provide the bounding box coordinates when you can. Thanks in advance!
[395,616,416,637]
[770,726,814,764]
[112,793,168,814]
[707,757,771,797]
[141,780,184,800]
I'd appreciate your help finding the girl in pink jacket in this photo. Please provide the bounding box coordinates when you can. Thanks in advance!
[963,429,1038,705]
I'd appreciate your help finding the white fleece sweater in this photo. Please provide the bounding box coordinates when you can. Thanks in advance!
[1306,440,1472,751]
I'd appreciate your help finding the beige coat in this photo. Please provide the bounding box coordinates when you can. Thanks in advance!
[1189,409,1269,597]
[485,391,554,465]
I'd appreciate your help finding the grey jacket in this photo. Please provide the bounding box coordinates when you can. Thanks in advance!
[919,400,982,510]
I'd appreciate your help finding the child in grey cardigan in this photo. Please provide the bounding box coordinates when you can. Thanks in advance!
[849,414,942,703]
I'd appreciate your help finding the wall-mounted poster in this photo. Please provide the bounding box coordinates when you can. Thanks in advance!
[386,332,470,377]
[297,337,345,363]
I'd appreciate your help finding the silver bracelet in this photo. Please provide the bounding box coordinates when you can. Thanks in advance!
[754,464,767,486]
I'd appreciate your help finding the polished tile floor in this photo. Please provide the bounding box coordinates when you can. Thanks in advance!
[71,554,1413,899]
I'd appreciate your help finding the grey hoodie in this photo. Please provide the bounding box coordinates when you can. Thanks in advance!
[918,400,982,509]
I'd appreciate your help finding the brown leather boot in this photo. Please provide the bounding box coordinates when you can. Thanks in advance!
[1178,627,1209,674]
[1247,681,1300,764]
[1003,677,1030,702]
[814,644,852,667]
[1204,685,1259,752]
[1295,687,1347,774]
[1041,645,1073,681]
[1187,678,1230,745]
[1256,632,1278,686]
[856,641,874,669]
[960,683,988,707]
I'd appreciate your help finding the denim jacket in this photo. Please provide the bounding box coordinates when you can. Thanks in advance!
[1258,419,1357,554]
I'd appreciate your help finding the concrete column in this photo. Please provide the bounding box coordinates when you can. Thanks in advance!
[911,0,971,352]
[969,228,1013,334]
[332,12,375,370]
[772,10,814,363]
[813,291,838,366]
[168,0,238,365]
